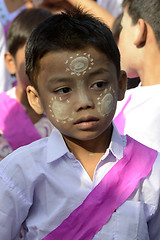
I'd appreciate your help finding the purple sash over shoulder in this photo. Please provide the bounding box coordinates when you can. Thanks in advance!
[43,135,157,240]
[114,94,132,134]
[0,92,41,150]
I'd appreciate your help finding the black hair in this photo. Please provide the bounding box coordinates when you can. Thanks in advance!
[25,8,120,88]
[7,8,52,57]
[112,13,123,44]
[122,0,160,47]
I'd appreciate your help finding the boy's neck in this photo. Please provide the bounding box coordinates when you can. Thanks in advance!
[63,125,113,180]
[140,50,160,86]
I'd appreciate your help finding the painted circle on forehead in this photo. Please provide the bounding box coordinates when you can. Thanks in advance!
[65,53,94,76]
[70,57,88,73]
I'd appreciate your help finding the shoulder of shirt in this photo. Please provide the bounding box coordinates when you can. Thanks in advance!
[0,135,48,170]
[0,128,67,170]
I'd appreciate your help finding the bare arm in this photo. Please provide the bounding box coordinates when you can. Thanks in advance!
[67,0,115,29]
[33,0,115,28]
[4,0,25,12]
[4,0,35,12]
[4,0,115,28]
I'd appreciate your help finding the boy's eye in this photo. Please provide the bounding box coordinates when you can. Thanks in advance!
[55,87,71,94]
[91,81,106,89]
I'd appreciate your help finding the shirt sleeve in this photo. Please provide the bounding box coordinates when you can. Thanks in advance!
[0,171,31,239]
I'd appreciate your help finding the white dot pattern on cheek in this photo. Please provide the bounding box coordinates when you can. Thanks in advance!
[101,93,114,116]
[48,98,74,124]
[65,53,94,76]
[97,88,116,117]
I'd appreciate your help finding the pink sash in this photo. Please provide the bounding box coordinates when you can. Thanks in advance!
[3,21,12,39]
[114,94,132,134]
[43,135,157,240]
[0,92,41,150]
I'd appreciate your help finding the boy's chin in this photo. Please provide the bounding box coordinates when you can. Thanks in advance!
[62,131,106,142]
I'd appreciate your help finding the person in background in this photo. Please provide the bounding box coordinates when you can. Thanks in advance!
[114,0,160,152]
[0,0,27,28]
[112,13,140,89]
[97,0,123,18]
[0,8,53,160]
[0,22,12,92]
[112,13,123,44]
[66,0,115,28]
[34,0,116,28]
[0,0,73,94]
[0,0,33,93]
[33,0,74,14]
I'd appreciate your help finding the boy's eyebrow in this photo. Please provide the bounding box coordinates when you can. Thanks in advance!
[47,68,110,85]
[88,68,110,77]
[47,77,72,85]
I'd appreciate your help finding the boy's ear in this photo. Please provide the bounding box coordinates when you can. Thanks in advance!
[4,51,16,74]
[118,70,127,101]
[134,18,147,48]
[27,85,44,114]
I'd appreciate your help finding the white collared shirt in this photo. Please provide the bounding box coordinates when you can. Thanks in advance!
[97,0,123,17]
[115,84,160,151]
[0,124,160,239]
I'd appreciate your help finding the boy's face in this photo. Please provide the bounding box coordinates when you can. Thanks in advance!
[28,47,126,141]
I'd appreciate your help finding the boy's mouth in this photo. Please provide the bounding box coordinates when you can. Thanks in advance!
[74,117,99,130]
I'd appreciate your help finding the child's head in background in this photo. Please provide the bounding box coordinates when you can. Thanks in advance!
[5,8,52,90]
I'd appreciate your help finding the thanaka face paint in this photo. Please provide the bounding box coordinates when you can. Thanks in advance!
[49,86,115,124]
[49,97,74,124]
[97,87,116,117]
[49,52,95,124]
[37,47,121,141]
[65,53,94,76]
[48,53,116,124]
[101,93,114,115]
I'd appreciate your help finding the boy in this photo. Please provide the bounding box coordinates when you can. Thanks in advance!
[0,8,160,239]
[0,8,53,160]
[114,0,160,151]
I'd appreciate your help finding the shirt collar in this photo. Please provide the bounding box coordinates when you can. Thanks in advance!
[47,128,69,163]
[47,123,126,163]
[107,123,126,160]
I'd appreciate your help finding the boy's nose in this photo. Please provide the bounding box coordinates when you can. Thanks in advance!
[75,89,94,111]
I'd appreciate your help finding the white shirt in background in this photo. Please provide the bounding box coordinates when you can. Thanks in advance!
[97,0,123,17]
[114,84,160,151]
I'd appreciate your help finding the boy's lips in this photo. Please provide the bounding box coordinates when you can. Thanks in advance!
[74,116,99,130]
